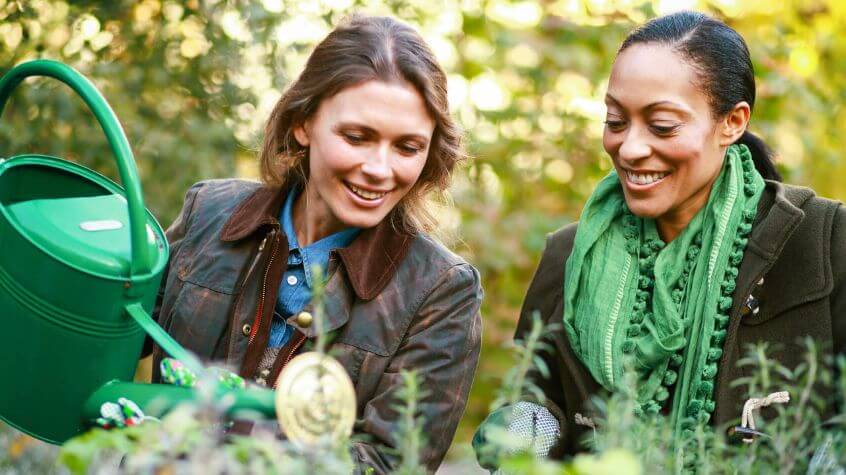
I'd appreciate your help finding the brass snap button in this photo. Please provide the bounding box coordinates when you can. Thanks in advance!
[242,323,252,336]
[295,311,313,328]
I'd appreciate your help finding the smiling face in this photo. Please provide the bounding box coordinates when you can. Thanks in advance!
[603,43,743,240]
[293,80,434,240]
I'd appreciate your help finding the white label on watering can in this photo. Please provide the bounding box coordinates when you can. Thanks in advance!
[80,220,124,231]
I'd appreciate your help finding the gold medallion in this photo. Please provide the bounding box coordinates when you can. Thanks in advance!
[275,352,356,446]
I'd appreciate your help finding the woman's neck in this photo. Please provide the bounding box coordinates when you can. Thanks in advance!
[656,187,713,243]
[656,216,688,243]
[292,185,345,246]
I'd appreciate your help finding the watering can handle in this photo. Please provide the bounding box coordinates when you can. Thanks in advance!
[0,60,154,278]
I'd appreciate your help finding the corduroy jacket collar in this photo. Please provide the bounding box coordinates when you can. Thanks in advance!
[218,182,414,300]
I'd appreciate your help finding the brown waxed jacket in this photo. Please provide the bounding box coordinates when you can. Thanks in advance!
[516,180,846,457]
[144,178,483,473]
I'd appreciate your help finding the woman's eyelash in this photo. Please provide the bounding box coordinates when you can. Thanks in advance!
[650,124,680,134]
[343,133,365,143]
[603,120,679,136]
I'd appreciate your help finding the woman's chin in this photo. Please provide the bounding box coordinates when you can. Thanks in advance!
[623,199,667,220]
[333,207,389,230]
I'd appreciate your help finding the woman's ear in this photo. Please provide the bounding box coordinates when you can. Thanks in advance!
[719,101,751,146]
[293,122,310,147]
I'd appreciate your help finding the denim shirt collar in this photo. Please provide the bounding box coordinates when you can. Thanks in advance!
[281,187,360,286]
[220,181,416,301]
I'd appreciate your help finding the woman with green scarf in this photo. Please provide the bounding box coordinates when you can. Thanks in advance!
[475,11,846,467]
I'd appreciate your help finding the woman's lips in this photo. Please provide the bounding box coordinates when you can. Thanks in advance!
[624,170,671,190]
[343,181,390,208]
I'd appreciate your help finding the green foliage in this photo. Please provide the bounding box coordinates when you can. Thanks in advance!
[489,311,555,410]
[2,0,845,461]
[57,400,356,474]
[48,369,431,474]
[474,312,559,469]
[390,371,428,475]
[478,323,846,475]
[2,314,845,474]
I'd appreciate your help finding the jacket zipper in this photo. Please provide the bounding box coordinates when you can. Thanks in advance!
[272,332,307,389]
[248,229,279,345]
[222,234,268,359]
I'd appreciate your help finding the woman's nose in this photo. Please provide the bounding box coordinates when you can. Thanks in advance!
[617,128,652,163]
[360,144,391,180]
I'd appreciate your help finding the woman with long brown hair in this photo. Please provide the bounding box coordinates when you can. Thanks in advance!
[144,15,482,473]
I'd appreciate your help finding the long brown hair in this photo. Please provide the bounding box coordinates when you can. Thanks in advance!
[259,14,465,234]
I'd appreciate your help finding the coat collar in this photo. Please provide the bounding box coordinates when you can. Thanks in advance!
[218,182,414,301]
[745,180,813,261]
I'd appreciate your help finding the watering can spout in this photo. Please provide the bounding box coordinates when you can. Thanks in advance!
[124,303,203,373]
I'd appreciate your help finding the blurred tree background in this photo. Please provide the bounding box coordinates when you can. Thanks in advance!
[1,0,844,462]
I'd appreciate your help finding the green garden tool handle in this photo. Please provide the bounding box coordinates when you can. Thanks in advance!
[82,380,277,423]
[0,60,154,278]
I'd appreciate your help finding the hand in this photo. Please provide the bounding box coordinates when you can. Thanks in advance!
[473,402,562,471]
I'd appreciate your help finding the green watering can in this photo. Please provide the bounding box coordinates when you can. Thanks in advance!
[0,60,278,445]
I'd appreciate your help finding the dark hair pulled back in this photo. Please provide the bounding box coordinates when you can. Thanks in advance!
[620,11,781,181]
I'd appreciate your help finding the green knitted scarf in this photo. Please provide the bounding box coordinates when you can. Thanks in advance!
[563,144,764,434]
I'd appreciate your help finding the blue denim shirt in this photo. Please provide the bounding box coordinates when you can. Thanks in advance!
[268,188,360,348]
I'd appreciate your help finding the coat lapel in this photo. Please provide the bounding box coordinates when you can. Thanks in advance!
[714,180,810,425]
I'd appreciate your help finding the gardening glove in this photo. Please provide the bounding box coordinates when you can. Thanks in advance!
[95,398,149,429]
[473,401,561,471]
[160,357,246,389]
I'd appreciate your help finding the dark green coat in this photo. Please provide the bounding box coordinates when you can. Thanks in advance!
[516,181,846,456]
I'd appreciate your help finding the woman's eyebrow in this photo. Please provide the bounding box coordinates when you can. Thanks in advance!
[644,100,691,115]
[605,94,691,115]
[605,93,622,106]
[336,121,430,143]
[335,122,376,134]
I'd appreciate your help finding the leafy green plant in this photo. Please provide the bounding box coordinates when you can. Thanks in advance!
[477,315,845,475]
[51,365,438,475]
[490,312,556,411]
[390,371,428,475]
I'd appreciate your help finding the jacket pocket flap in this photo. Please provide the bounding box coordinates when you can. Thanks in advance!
[175,242,255,295]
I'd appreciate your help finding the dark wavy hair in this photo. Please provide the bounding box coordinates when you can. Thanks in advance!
[259,14,465,233]
[620,11,781,181]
